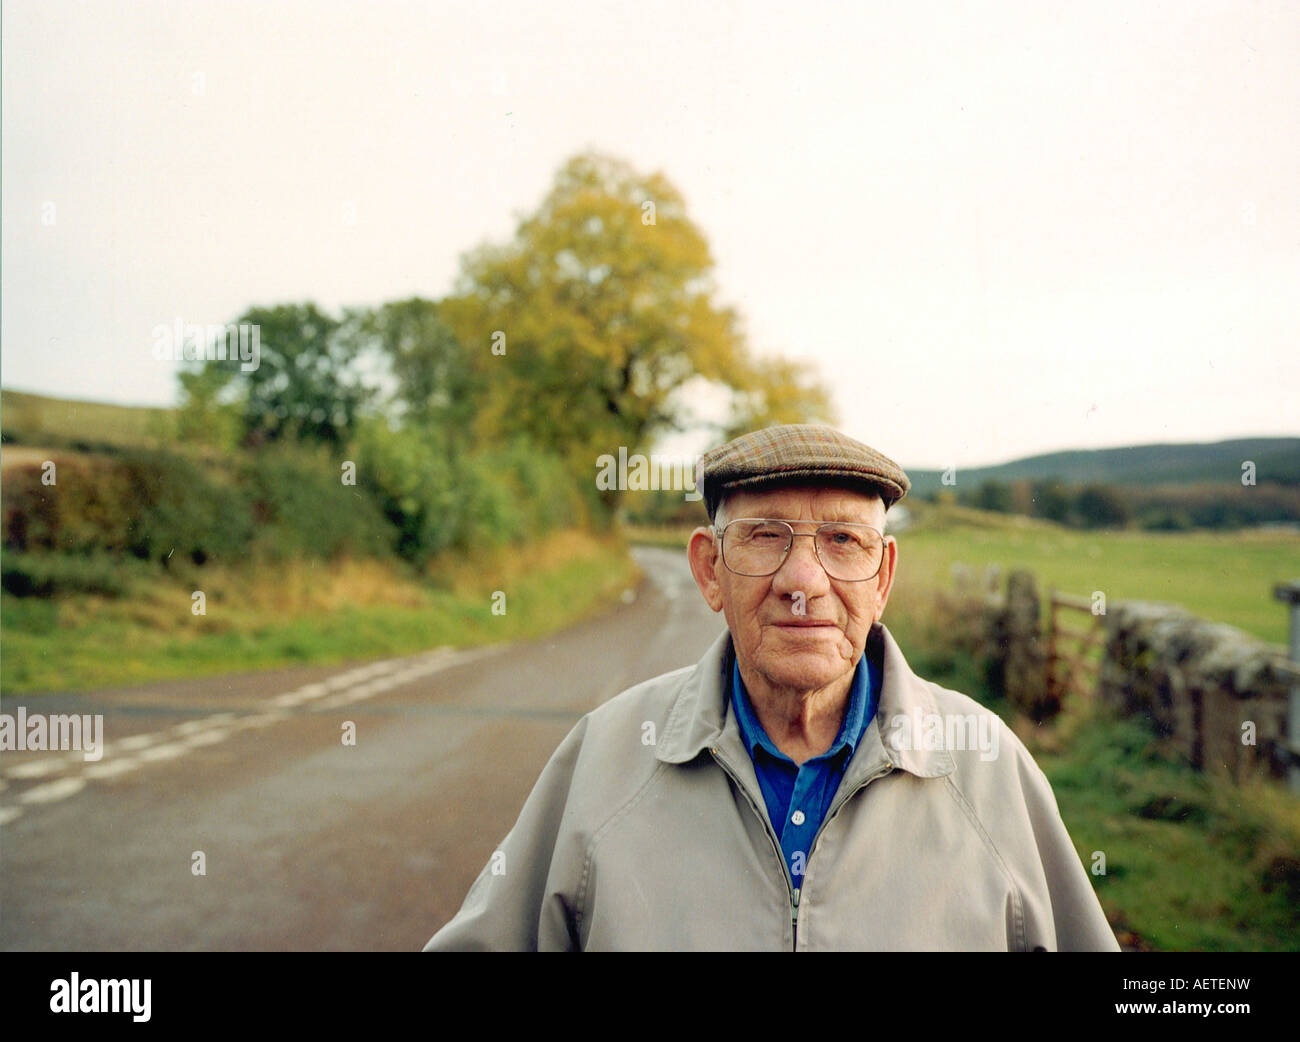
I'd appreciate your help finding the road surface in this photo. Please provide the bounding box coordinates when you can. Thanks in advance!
[0,546,723,950]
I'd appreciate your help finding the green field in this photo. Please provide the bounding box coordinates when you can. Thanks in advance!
[894,506,1298,645]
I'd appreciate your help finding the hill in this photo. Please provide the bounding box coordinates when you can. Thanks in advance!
[906,438,1300,497]
[1,388,173,450]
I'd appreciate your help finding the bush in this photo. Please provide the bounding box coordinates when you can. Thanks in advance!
[354,420,466,563]
[241,446,394,561]
[116,449,254,564]
[1,552,138,598]
[355,422,585,564]
[2,456,135,554]
[1074,484,1132,529]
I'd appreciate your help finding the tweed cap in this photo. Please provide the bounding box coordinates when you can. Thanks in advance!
[696,424,910,521]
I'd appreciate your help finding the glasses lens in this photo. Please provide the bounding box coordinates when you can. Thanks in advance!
[815,524,884,580]
[723,520,791,576]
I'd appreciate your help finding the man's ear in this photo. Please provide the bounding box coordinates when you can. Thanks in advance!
[687,526,724,613]
[872,535,899,623]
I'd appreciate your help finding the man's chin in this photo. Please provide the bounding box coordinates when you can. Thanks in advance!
[753,647,853,695]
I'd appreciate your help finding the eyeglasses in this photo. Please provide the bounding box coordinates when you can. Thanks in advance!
[713,518,886,581]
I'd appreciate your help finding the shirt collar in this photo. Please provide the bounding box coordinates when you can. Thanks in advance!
[729,653,874,764]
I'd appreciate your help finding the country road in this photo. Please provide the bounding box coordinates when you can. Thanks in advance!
[0,546,723,951]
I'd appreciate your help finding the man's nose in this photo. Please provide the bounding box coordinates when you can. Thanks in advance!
[772,533,830,590]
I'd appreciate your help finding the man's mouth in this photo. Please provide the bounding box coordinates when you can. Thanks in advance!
[772,620,837,628]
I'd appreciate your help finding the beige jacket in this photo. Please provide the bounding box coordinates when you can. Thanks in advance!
[424,623,1120,951]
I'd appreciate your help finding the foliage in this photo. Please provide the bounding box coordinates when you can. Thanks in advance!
[240,445,394,561]
[233,302,373,447]
[1073,483,1133,528]
[1,551,142,598]
[175,362,242,450]
[350,297,478,444]
[442,151,832,502]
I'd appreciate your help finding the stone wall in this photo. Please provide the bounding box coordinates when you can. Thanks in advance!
[944,565,1295,783]
[1097,601,1293,782]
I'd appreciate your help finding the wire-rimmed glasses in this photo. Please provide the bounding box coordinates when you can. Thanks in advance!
[714,518,886,581]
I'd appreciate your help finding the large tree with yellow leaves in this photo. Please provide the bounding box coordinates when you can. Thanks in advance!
[442,152,833,478]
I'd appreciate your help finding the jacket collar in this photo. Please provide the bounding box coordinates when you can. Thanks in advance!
[657,621,956,783]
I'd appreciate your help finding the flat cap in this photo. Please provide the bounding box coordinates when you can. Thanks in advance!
[696,424,910,521]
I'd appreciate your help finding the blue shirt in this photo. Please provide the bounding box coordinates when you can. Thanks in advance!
[730,653,880,890]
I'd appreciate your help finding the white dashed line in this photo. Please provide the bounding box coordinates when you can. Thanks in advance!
[116,733,162,752]
[231,712,290,730]
[136,742,188,762]
[4,757,77,779]
[181,729,231,748]
[174,719,220,736]
[19,777,87,804]
[83,758,142,780]
[5,647,507,813]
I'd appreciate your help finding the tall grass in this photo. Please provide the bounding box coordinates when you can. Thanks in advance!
[2,530,639,693]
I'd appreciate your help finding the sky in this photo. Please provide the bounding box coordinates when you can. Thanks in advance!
[2,0,1296,469]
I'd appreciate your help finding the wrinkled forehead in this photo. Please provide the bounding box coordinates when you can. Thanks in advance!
[718,483,885,525]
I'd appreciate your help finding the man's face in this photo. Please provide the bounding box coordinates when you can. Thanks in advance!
[688,484,898,697]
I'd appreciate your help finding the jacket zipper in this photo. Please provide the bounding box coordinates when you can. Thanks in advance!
[710,747,896,951]
[708,747,801,951]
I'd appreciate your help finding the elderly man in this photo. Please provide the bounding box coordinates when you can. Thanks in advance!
[424,425,1119,951]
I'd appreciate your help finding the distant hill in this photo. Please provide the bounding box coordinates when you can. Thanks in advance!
[906,438,1300,496]
[1,388,173,450]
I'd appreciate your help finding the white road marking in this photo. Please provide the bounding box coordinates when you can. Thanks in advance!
[6,646,510,812]
[4,757,76,779]
[116,733,162,752]
[232,712,290,730]
[83,758,141,780]
[181,729,231,747]
[19,777,87,804]
[136,742,187,762]
[174,719,221,736]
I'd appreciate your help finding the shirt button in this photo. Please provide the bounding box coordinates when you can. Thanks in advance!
[791,810,806,826]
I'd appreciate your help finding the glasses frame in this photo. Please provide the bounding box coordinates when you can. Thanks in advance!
[712,517,887,582]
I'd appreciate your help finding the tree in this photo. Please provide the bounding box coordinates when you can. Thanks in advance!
[971,479,1013,514]
[234,302,372,447]
[350,298,477,457]
[442,151,829,480]
[1030,478,1071,523]
[175,361,241,450]
[1073,484,1132,529]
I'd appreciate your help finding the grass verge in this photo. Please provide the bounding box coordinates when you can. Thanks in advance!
[2,529,640,694]
[1025,693,1300,952]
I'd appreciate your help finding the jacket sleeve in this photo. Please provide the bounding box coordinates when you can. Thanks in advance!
[1014,745,1121,952]
[422,717,589,952]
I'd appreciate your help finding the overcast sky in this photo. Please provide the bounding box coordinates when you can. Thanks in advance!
[3,0,1296,468]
